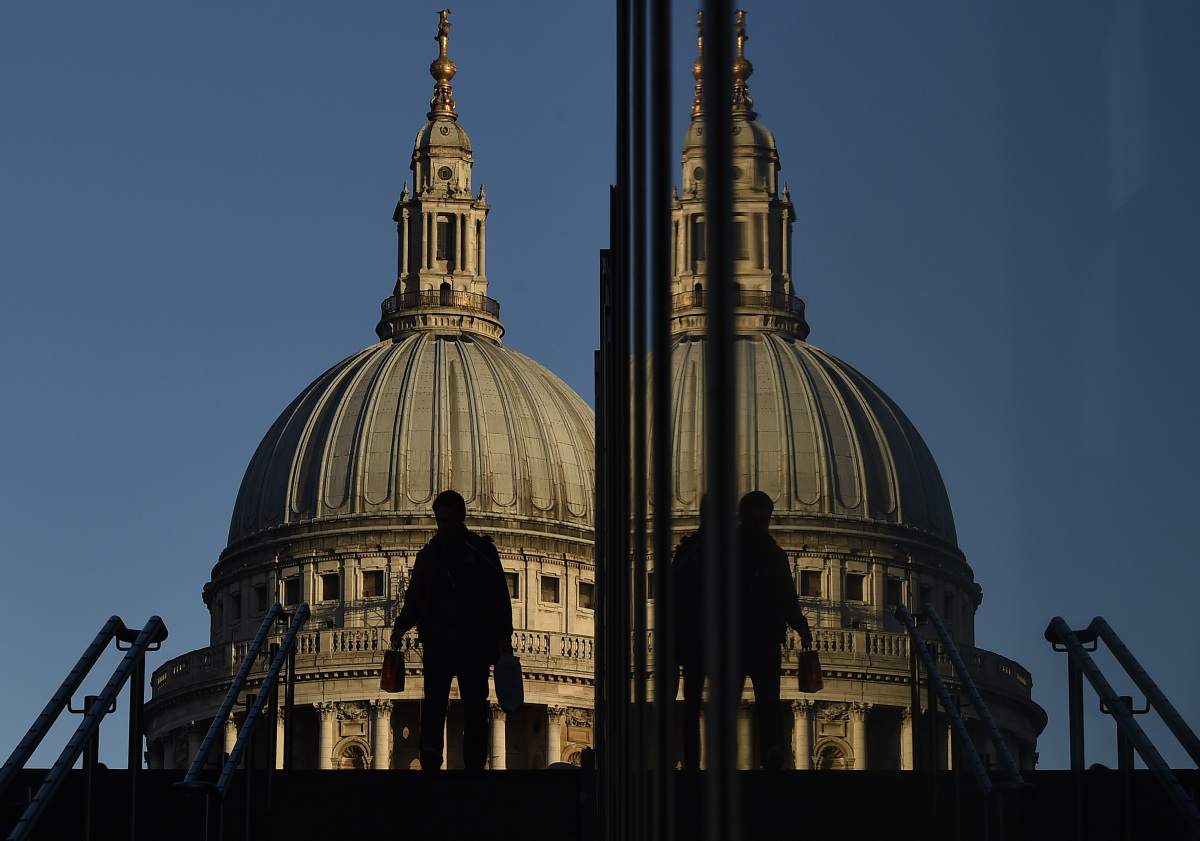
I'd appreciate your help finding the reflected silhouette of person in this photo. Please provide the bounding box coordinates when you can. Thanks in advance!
[392,490,513,770]
[670,494,711,770]
[738,490,813,770]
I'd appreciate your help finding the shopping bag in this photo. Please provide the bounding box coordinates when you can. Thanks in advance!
[797,648,823,693]
[380,647,405,693]
[494,654,524,713]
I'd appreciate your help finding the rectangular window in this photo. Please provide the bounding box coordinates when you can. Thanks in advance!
[505,572,520,600]
[733,218,749,260]
[800,570,822,598]
[920,585,933,612]
[362,570,384,599]
[284,578,300,606]
[253,584,268,613]
[691,217,706,262]
[646,570,656,601]
[231,592,241,621]
[844,572,866,602]
[436,218,453,261]
[321,573,340,602]
[886,578,903,607]
[578,581,595,610]
[540,575,560,604]
[943,593,955,621]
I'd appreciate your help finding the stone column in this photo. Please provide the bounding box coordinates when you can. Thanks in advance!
[399,209,410,281]
[275,708,286,770]
[472,219,482,275]
[223,715,238,762]
[316,702,336,770]
[459,214,467,271]
[490,704,507,770]
[946,722,955,771]
[900,708,914,770]
[850,704,870,770]
[546,706,566,767]
[737,702,754,770]
[427,209,436,268]
[791,700,814,770]
[371,699,393,770]
[186,722,204,768]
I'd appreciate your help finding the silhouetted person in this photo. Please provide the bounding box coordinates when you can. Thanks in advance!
[738,490,812,770]
[671,495,710,770]
[392,490,513,770]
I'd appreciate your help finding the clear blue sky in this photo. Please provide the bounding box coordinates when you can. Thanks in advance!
[2,2,1197,772]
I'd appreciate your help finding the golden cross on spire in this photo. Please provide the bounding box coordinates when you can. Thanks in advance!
[691,10,705,119]
[428,9,458,119]
[731,9,755,118]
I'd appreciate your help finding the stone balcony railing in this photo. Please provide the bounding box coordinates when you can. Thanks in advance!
[152,627,1030,703]
[151,627,594,698]
[671,288,805,316]
[381,289,500,319]
[669,288,810,340]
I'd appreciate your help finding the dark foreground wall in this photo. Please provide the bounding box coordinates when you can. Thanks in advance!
[3,767,1197,841]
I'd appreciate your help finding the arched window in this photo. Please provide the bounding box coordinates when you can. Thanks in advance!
[337,742,370,770]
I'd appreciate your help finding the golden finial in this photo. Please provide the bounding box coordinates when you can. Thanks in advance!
[691,10,705,119]
[731,9,755,118]
[428,9,458,120]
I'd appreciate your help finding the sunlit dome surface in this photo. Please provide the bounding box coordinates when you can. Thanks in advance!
[228,331,596,546]
[662,332,958,547]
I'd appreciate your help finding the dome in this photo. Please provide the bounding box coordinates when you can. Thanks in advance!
[227,330,595,548]
[413,118,472,155]
[682,116,778,155]
[661,331,958,548]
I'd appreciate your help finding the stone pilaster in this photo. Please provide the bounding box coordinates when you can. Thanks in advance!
[371,699,394,770]
[315,702,336,770]
[546,705,566,767]
[850,703,871,770]
[791,699,814,770]
[223,715,238,761]
[490,704,507,770]
[737,702,754,770]
[900,708,914,770]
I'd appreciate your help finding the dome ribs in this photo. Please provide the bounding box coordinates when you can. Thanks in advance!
[809,349,900,523]
[363,336,417,509]
[399,332,439,507]
[324,345,391,517]
[288,351,375,524]
[444,340,481,505]
[798,345,865,515]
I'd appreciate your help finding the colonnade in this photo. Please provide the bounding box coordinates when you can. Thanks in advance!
[396,207,486,281]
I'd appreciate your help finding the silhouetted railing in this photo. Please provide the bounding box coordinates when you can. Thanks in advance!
[3,615,168,841]
[895,604,997,795]
[1046,616,1200,838]
[671,288,805,315]
[380,289,500,318]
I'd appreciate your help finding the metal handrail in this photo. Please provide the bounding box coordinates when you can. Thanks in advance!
[6,616,168,841]
[179,603,285,784]
[1046,616,1200,837]
[0,616,129,798]
[212,603,309,798]
[1087,616,1200,767]
[895,604,994,797]
[924,603,1024,787]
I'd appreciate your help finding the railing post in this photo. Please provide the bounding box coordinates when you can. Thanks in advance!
[1067,654,1084,771]
[127,653,146,841]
